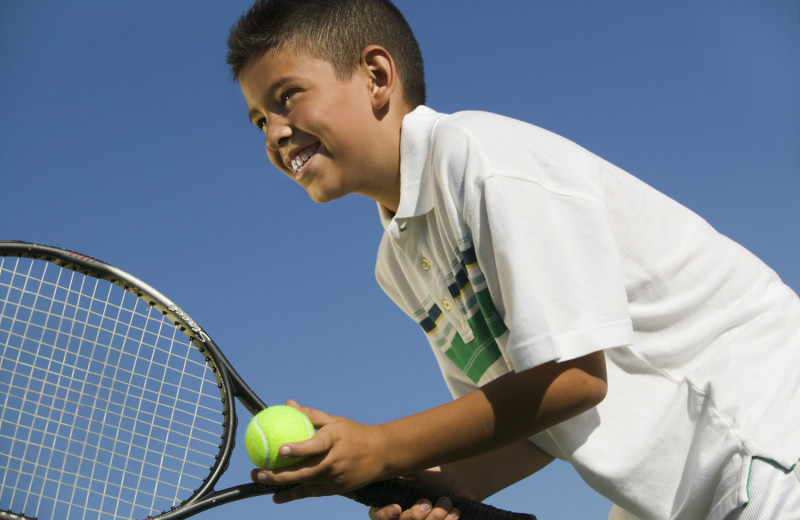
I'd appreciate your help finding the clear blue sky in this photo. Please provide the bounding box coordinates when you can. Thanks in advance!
[1,1,798,519]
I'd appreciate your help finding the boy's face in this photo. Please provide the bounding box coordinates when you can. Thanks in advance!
[239,48,400,206]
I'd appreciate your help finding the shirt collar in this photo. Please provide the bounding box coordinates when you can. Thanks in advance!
[378,105,445,233]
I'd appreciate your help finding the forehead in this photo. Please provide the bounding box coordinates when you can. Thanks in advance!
[239,48,336,94]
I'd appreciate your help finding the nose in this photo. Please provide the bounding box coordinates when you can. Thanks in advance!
[265,115,291,152]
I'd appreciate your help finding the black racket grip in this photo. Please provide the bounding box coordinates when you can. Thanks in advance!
[350,478,536,520]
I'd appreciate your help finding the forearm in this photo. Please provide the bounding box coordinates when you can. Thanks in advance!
[444,438,555,501]
[255,351,605,503]
[367,441,554,520]
[378,351,606,480]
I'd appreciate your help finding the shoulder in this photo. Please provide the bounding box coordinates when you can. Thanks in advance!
[433,110,534,136]
[430,110,559,152]
[422,111,527,188]
[404,106,580,172]
[428,111,523,159]
[427,111,605,204]
[428,110,598,183]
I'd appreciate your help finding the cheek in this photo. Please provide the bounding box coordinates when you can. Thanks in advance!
[266,147,284,171]
[293,104,326,137]
[298,92,362,144]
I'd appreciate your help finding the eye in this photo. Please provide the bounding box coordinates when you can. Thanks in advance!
[254,118,267,133]
[279,89,298,105]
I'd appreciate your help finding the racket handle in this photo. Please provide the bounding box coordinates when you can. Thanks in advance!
[350,478,537,520]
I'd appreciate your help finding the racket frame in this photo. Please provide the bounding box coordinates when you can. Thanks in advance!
[1,241,536,520]
[0,241,267,518]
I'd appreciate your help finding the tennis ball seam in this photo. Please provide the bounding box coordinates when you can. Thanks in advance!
[254,422,270,467]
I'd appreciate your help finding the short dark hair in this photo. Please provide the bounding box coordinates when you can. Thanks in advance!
[227,0,426,107]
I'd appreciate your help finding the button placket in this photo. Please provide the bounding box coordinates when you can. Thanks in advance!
[418,251,473,342]
[400,214,475,343]
[421,258,433,272]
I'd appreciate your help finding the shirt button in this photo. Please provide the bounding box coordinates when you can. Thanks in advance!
[399,221,407,232]
[420,257,431,271]
[441,299,452,311]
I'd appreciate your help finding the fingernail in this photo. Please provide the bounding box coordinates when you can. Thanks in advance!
[435,497,452,510]
[419,500,432,512]
[279,445,291,456]
[388,505,401,518]
[448,509,460,520]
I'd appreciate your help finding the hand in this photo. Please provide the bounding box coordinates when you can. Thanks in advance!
[250,400,390,502]
[370,497,460,520]
[366,441,552,520]
[367,467,469,520]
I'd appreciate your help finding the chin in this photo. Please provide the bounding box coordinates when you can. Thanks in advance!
[307,190,344,204]
[305,183,350,204]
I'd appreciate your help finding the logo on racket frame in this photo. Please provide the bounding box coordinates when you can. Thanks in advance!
[168,303,211,343]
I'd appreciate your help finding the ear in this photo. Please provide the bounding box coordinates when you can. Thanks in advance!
[361,45,398,112]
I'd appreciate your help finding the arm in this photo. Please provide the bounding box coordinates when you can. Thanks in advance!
[380,351,605,478]
[369,438,555,520]
[256,351,606,502]
[369,439,553,520]
[438,437,555,502]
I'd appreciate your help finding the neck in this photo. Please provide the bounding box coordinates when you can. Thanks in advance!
[363,111,405,213]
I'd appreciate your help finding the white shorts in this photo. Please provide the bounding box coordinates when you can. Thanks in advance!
[607,458,800,520]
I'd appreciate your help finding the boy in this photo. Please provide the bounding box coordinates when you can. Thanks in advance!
[226,0,800,518]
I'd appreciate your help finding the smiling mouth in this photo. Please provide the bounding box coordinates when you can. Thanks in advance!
[290,147,318,174]
[291,153,312,173]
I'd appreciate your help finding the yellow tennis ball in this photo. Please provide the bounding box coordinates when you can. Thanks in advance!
[245,405,315,470]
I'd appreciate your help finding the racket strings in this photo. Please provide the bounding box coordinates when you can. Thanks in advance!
[0,257,226,519]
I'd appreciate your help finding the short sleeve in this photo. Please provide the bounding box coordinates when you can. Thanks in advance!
[477,173,634,371]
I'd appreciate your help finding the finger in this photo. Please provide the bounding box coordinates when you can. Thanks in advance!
[369,505,402,520]
[408,500,433,520]
[251,451,326,486]
[277,428,333,458]
[369,499,457,520]
[285,399,337,429]
[409,498,458,520]
[272,482,326,504]
[252,464,308,486]
[431,497,459,520]
[407,499,441,520]
[284,398,305,413]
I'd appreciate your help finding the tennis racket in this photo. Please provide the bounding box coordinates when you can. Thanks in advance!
[0,241,536,520]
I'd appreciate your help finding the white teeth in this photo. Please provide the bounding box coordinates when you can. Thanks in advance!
[291,152,314,173]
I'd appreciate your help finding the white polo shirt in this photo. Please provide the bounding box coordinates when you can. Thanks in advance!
[375,106,800,519]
